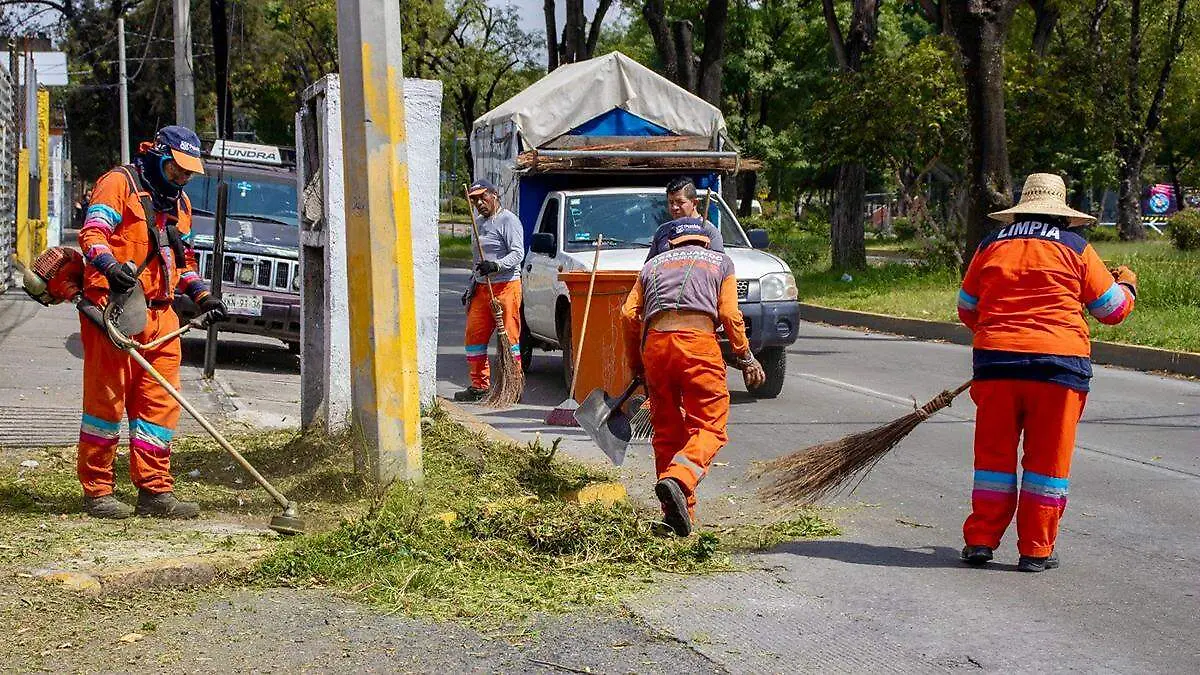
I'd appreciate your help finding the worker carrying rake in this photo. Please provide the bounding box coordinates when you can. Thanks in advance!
[958,173,1136,572]
[76,125,226,520]
[621,218,766,536]
[455,178,525,403]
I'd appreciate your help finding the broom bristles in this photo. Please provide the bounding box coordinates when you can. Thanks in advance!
[750,381,971,504]
[483,325,524,407]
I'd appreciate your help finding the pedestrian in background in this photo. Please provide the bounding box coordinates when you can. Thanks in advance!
[957,173,1137,572]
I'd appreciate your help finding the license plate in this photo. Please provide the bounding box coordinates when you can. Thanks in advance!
[224,293,263,317]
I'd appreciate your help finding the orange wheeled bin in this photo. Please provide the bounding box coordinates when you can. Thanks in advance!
[558,270,644,408]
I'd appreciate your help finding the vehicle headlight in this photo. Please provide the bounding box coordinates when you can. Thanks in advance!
[238,264,255,285]
[759,272,797,301]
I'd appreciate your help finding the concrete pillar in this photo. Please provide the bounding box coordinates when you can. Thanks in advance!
[297,74,441,433]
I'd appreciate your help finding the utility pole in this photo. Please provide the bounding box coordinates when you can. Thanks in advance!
[203,0,231,379]
[173,0,195,129]
[210,0,231,138]
[117,17,129,164]
[335,0,422,483]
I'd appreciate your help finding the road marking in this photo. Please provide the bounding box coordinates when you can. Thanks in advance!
[798,372,1200,481]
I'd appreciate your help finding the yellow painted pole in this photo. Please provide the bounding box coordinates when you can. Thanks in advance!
[335,0,422,483]
[34,89,49,254]
[15,149,29,264]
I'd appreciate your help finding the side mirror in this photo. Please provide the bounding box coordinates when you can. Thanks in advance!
[530,232,557,255]
[748,229,770,249]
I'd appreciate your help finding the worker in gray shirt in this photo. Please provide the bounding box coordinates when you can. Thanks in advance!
[646,177,724,261]
[457,178,526,402]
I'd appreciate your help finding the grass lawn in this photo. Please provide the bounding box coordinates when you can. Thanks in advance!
[797,239,1200,353]
[440,233,472,261]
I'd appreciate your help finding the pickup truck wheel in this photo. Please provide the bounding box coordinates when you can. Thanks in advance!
[519,313,533,373]
[557,315,573,393]
[748,346,786,399]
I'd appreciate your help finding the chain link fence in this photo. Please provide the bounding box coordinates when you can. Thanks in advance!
[0,66,15,292]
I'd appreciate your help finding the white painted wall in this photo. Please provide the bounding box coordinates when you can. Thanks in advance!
[298,74,442,430]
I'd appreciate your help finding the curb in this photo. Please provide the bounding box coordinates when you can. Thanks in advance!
[438,397,521,445]
[32,550,270,597]
[798,303,1200,378]
[441,258,473,270]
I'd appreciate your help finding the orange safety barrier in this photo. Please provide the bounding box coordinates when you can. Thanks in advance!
[559,270,641,405]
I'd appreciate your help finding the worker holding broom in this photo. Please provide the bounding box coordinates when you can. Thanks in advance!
[622,218,765,536]
[76,125,225,519]
[455,178,525,403]
[958,173,1136,572]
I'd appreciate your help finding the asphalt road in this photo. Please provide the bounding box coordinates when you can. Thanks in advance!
[438,267,1200,673]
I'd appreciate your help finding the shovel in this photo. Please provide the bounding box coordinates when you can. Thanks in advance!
[574,377,643,466]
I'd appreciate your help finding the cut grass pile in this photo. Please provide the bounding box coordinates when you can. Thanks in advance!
[440,233,473,261]
[797,239,1200,353]
[253,406,839,626]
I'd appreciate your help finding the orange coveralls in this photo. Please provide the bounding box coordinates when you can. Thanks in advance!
[77,162,208,498]
[621,246,750,517]
[958,220,1134,557]
[464,280,522,389]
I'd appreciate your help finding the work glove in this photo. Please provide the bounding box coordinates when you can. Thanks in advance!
[197,295,228,323]
[475,259,500,276]
[736,354,766,390]
[103,261,139,294]
[1111,265,1138,297]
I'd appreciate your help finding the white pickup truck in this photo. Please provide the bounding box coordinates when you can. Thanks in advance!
[519,187,800,399]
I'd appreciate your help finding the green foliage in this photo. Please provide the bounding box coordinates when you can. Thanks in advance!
[1168,210,1200,251]
[892,217,917,241]
[749,215,829,271]
[254,407,837,626]
[1085,225,1122,243]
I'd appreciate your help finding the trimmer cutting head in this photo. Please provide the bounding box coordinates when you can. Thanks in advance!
[268,503,306,536]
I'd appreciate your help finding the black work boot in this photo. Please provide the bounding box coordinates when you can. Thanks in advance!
[1018,550,1060,573]
[453,387,488,402]
[83,494,135,520]
[135,489,200,519]
[960,545,994,566]
[654,478,692,537]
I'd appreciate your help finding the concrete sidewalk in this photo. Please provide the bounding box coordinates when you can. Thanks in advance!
[0,289,300,449]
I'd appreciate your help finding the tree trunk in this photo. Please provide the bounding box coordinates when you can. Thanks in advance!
[562,0,585,63]
[949,1,1020,261]
[544,0,559,71]
[1116,139,1147,240]
[642,0,679,83]
[672,20,697,91]
[584,0,615,59]
[831,163,866,270]
[1029,0,1060,57]
[697,0,728,104]
[739,172,757,217]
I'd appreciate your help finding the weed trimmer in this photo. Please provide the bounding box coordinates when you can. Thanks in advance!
[545,235,603,426]
[98,299,307,535]
[463,184,524,407]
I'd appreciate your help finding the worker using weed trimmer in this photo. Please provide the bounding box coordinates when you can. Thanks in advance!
[645,177,724,261]
[455,178,525,403]
[621,218,765,536]
[958,173,1136,572]
[75,125,226,520]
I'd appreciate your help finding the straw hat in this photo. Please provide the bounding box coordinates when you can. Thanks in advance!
[988,173,1095,225]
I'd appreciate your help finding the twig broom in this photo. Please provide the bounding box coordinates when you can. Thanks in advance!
[464,185,524,407]
[545,235,603,426]
[750,380,972,504]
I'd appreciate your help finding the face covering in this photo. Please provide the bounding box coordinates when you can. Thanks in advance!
[133,151,182,213]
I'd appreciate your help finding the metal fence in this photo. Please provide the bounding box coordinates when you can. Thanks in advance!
[0,66,15,292]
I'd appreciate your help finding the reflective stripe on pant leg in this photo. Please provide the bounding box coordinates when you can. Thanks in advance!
[661,331,729,514]
[126,308,180,494]
[1016,381,1085,558]
[78,313,129,497]
[464,285,495,389]
[963,380,1021,550]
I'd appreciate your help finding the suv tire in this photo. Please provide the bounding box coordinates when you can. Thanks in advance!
[748,346,786,399]
[519,308,533,373]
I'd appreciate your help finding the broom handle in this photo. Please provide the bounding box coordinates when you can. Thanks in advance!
[464,185,504,329]
[567,235,602,400]
[702,187,712,222]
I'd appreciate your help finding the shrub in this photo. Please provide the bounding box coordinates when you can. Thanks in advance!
[1085,224,1120,242]
[893,216,918,241]
[1169,210,1200,251]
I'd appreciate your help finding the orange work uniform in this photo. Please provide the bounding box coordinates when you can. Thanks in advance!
[464,207,524,390]
[76,159,209,498]
[621,245,751,517]
[958,219,1134,557]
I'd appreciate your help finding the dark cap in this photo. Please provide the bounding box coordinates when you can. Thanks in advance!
[666,217,711,247]
[467,178,498,196]
[152,125,205,174]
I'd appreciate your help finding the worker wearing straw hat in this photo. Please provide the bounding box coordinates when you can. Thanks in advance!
[621,218,765,537]
[957,173,1137,572]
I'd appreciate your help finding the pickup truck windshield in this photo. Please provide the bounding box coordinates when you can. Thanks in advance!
[184,173,299,227]
[562,192,750,252]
